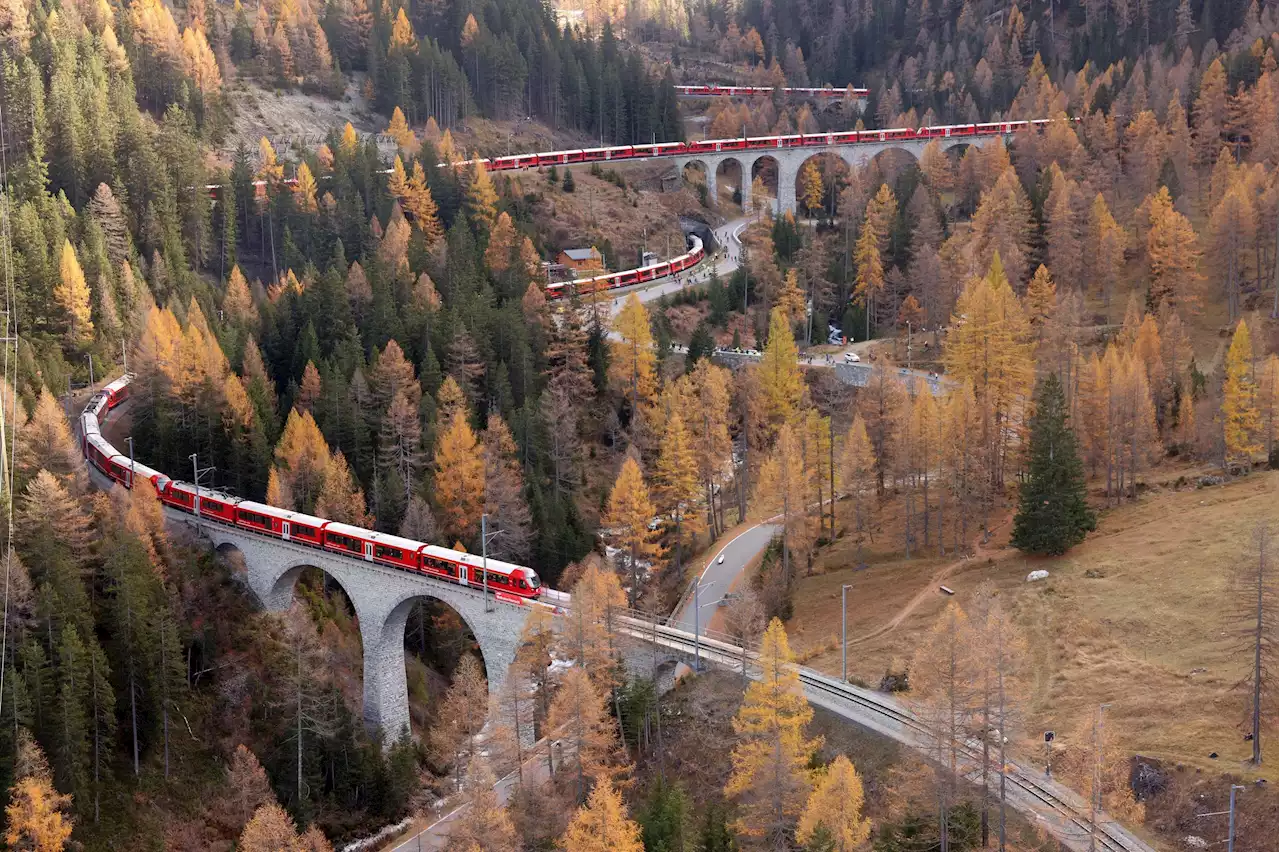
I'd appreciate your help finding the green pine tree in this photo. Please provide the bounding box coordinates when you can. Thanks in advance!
[696,802,737,852]
[1011,373,1097,555]
[639,777,691,852]
[804,823,838,852]
[687,321,714,370]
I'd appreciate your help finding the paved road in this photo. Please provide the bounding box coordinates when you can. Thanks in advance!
[670,522,779,634]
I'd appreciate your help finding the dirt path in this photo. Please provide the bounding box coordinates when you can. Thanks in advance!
[845,511,1014,648]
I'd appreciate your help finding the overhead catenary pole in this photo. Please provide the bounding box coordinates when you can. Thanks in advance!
[841,583,852,682]
[190,453,201,527]
[482,513,490,612]
[1090,703,1111,852]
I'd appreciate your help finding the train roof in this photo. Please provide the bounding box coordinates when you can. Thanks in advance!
[422,544,530,575]
[323,522,426,552]
[168,481,240,503]
[126,461,168,483]
[102,374,133,395]
[236,501,329,528]
[86,433,118,456]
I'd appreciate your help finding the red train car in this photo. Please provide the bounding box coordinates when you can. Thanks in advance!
[235,501,328,546]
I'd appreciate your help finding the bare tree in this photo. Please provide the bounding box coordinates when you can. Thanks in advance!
[723,587,766,678]
[1236,521,1278,766]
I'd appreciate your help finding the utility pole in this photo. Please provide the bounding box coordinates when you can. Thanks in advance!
[1090,703,1111,852]
[1197,784,1245,852]
[127,436,135,489]
[190,453,201,525]
[87,355,94,387]
[841,583,852,682]
[480,514,503,613]
[693,579,708,672]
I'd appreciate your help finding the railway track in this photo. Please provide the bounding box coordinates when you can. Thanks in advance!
[613,614,1152,852]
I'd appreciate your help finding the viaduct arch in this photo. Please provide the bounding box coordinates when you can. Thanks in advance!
[198,517,528,742]
[673,134,1001,214]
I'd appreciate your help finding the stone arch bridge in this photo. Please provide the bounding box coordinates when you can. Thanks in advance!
[674,133,1001,214]
[184,515,529,742]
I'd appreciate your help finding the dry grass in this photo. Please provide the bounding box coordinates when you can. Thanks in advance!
[520,168,691,264]
[788,469,1279,781]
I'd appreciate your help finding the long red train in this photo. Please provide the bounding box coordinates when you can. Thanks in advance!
[545,235,704,300]
[213,118,1070,194]
[81,377,545,602]
[674,84,868,98]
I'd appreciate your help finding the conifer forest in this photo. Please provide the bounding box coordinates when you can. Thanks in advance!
[0,0,1275,847]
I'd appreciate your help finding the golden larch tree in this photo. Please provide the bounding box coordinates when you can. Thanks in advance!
[795,754,871,852]
[548,667,621,803]
[1146,186,1203,316]
[388,154,410,200]
[297,361,322,412]
[602,456,658,607]
[610,294,657,415]
[465,155,499,232]
[385,106,415,150]
[853,213,884,331]
[799,160,824,215]
[653,411,703,572]
[485,211,518,276]
[273,408,331,512]
[428,655,490,790]
[1222,319,1261,470]
[943,253,1034,488]
[314,451,370,527]
[565,557,627,685]
[775,268,806,327]
[1024,264,1056,331]
[4,731,74,852]
[754,422,812,580]
[293,162,318,213]
[1209,179,1257,323]
[559,778,643,852]
[224,265,258,325]
[56,240,94,346]
[16,387,82,489]
[406,162,443,243]
[724,618,821,849]
[433,411,485,546]
[1086,192,1125,305]
[839,413,876,546]
[758,306,802,432]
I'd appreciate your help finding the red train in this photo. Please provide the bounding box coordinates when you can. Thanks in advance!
[545,235,704,300]
[80,375,544,601]
[674,84,868,98]
[206,117,1076,197]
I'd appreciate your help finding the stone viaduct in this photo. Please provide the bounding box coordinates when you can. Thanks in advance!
[673,133,1004,214]
[174,513,529,743]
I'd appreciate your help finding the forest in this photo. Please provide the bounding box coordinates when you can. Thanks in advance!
[0,0,1276,846]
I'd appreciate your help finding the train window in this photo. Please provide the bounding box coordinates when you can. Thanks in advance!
[240,511,271,527]
[425,558,455,576]
[204,500,224,513]
[326,533,360,552]
[294,524,314,538]
[375,545,403,560]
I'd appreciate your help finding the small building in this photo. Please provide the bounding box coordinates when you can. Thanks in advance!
[557,247,604,273]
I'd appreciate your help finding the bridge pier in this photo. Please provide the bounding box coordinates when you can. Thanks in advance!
[189,517,530,742]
